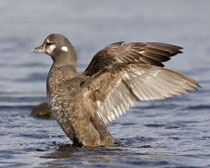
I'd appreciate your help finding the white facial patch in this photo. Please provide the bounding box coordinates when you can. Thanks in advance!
[45,44,56,54]
[61,46,68,52]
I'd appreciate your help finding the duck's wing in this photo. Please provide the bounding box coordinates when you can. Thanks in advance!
[83,42,183,76]
[82,63,200,124]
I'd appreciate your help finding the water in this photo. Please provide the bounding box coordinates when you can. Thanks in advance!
[0,0,210,167]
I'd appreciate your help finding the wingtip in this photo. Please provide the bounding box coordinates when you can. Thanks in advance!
[178,50,183,54]
[195,83,201,88]
[189,78,201,89]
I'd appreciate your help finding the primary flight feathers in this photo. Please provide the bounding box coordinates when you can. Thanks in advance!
[84,63,199,124]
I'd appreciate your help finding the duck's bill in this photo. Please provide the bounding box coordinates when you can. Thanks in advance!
[31,45,45,53]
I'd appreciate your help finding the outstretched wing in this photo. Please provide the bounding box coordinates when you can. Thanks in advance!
[83,42,183,76]
[83,63,200,124]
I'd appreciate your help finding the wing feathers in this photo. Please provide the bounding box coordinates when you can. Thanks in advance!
[141,51,171,62]
[85,63,199,124]
[84,42,183,76]
[146,42,183,53]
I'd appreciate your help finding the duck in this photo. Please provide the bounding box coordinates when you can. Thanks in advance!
[31,34,200,147]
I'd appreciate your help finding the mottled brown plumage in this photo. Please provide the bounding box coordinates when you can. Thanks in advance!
[31,34,200,147]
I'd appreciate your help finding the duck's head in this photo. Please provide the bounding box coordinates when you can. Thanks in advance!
[31,34,77,67]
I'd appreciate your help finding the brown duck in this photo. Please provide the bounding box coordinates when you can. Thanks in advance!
[31,34,200,147]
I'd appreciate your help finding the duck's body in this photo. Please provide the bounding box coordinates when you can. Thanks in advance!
[47,65,115,146]
[32,34,200,147]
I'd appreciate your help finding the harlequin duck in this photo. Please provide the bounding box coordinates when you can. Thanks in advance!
[31,34,200,147]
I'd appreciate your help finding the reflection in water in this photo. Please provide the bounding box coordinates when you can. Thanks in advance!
[40,143,209,168]
[41,143,128,166]
[40,144,175,168]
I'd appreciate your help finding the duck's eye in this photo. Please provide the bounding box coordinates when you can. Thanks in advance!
[46,41,56,46]
[46,42,52,46]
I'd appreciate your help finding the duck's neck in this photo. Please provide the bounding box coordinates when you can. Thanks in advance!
[52,54,77,73]
[50,63,78,81]
[47,64,78,99]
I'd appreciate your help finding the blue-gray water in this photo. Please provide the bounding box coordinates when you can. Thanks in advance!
[0,0,210,167]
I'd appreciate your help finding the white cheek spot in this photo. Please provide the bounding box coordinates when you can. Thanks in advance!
[49,45,56,50]
[46,44,56,54]
[61,46,68,52]
[46,38,50,43]
[49,45,56,52]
